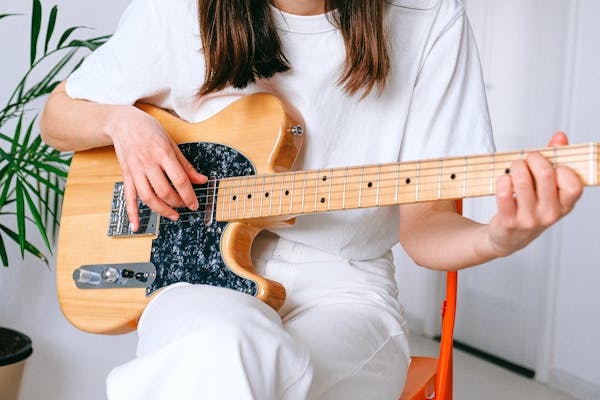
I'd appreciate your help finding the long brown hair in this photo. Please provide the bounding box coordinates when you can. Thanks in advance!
[198,0,390,98]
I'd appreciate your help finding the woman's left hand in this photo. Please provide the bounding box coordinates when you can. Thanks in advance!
[485,132,584,257]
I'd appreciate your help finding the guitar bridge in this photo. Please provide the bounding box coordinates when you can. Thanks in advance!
[108,182,159,237]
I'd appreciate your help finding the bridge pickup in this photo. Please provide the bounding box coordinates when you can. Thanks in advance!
[108,182,159,237]
[73,262,156,290]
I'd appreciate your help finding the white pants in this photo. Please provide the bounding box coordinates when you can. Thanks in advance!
[107,233,410,399]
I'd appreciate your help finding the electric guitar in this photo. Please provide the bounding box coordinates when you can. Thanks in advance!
[56,93,599,334]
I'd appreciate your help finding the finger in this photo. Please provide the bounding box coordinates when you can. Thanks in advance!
[123,176,140,232]
[547,131,569,147]
[495,174,516,225]
[146,167,186,208]
[135,175,180,221]
[172,143,208,185]
[526,152,560,226]
[556,166,584,214]
[162,157,200,211]
[510,160,537,222]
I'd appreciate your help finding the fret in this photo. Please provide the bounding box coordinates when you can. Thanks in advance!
[462,156,468,198]
[489,153,495,194]
[493,152,515,193]
[258,175,266,217]
[357,165,381,208]
[394,164,400,204]
[243,175,250,218]
[327,167,346,211]
[596,143,600,186]
[250,175,258,217]
[465,154,490,197]
[343,167,348,209]
[301,172,307,213]
[278,173,285,216]
[415,161,421,201]
[269,174,275,216]
[439,156,464,200]
[396,162,418,204]
[343,167,361,209]
[327,168,333,210]
[591,143,596,185]
[235,177,241,218]
[313,171,319,212]
[219,179,227,221]
[289,173,296,214]
[376,165,382,206]
[437,160,443,200]
[378,164,400,206]
[358,167,364,207]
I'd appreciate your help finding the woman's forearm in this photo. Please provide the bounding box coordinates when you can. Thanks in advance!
[40,80,132,151]
[399,201,498,271]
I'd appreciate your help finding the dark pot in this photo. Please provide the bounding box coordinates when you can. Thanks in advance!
[0,328,33,400]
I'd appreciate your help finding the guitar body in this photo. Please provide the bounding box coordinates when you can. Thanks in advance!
[56,93,303,334]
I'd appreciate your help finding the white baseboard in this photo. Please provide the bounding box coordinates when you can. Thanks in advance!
[547,368,600,399]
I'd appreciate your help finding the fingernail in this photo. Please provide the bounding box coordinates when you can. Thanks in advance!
[129,222,136,232]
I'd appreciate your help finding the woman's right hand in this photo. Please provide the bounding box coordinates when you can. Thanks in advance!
[106,106,208,231]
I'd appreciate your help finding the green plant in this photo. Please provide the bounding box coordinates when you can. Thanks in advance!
[0,0,110,267]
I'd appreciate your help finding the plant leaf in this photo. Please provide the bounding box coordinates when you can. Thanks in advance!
[10,114,23,156]
[20,179,52,253]
[0,166,14,210]
[21,168,64,194]
[15,180,26,258]
[57,26,86,49]
[0,225,49,266]
[52,174,60,238]
[0,232,8,267]
[0,14,22,21]
[30,0,42,66]
[27,160,69,178]
[67,37,109,51]
[44,5,58,55]
[16,117,37,167]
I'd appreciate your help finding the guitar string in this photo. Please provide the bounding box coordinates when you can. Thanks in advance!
[132,157,595,225]
[131,154,595,222]
[131,153,593,208]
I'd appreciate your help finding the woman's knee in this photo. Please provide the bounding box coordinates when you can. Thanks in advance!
[137,284,282,355]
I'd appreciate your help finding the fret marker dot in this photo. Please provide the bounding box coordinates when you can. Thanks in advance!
[450,173,456,180]
[232,195,237,201]
[505,168,511,174]
[265,192,269,198]
[367,182,373,188]
[405,178,411,184]
[322,176,327,181]
[247,194,252,199]
[285,190,290,196]
[320,197,326,203]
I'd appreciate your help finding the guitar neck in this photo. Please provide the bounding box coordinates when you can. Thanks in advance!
[215,143,599,221]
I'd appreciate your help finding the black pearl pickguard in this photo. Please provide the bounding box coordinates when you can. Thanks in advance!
[146,142,258,297]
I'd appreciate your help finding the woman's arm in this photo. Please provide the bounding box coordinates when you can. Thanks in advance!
[398,132,584,271]
[40,81,207,231]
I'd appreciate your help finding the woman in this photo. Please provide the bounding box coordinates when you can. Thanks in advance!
[40,0,583,398]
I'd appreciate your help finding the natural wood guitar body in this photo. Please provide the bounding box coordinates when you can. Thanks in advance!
[57,94,303,334]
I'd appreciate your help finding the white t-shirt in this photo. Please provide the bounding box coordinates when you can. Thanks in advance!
[66,0,495,260]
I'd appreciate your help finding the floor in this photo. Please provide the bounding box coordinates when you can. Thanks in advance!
[409,334,575,400]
